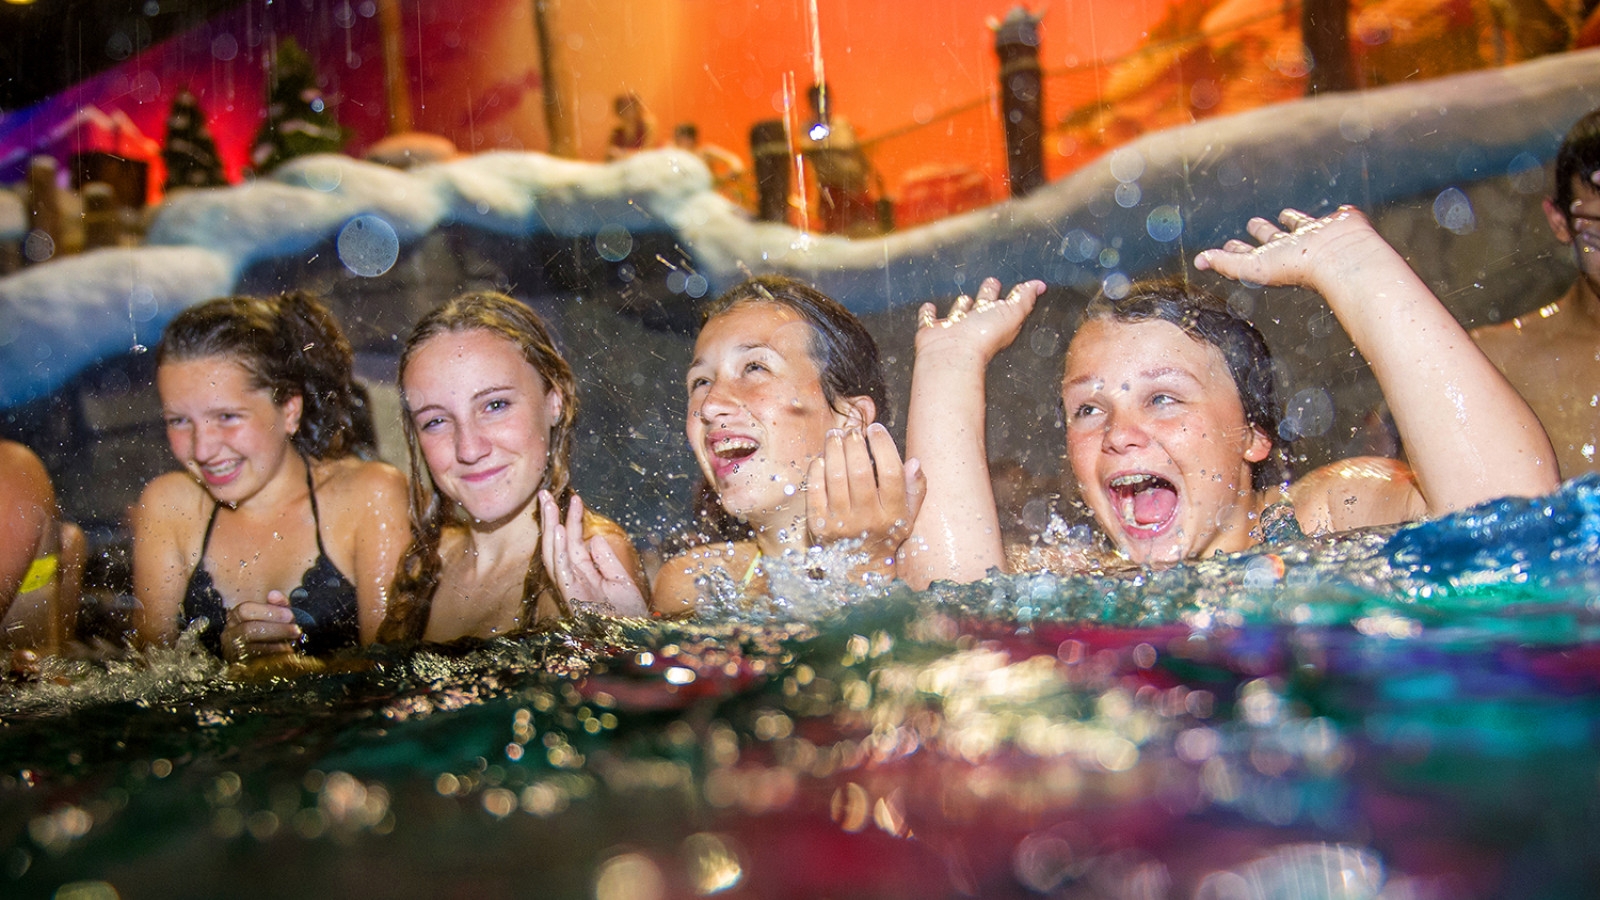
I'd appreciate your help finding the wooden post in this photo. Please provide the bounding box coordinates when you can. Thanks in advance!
[376,0,414,134]
[993,7,1045,197]
[1303,0,1355,94]
[533,0,579,158]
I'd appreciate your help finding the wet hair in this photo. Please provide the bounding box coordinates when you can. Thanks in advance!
[1079,279,1289,491]
[688,274,887,543]
[378,292,580,644]
[156,292,370,460]
[1554,107,1600,216]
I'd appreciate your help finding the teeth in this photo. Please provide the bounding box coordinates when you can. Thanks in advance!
[711,437,758,457]
[1109,474,1158,489]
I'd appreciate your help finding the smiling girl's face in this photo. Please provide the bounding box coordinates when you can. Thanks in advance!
[403,329,563,528]
[159,355,302,507]
[685,302,862,531]
[1061,317,1272,565]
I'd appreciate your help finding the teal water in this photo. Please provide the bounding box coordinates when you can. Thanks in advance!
[4,479,1600,899]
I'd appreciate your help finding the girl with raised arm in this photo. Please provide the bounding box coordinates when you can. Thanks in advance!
[902,207,1558,587]
[133,293,409,659]
[376,292,649,644]
[653,275,925,614]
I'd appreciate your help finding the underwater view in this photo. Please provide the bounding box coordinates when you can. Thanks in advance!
[3,1,1600,898]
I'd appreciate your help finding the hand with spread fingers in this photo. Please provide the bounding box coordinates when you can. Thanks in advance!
[805,422,927,582]
[915,277,1045,365]
[540,490,650,618]
[221,590,301,661]
[1194,206,1389,294]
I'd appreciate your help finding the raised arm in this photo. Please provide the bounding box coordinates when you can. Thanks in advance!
[1194,207,1559,521]
[900,278,1044,589]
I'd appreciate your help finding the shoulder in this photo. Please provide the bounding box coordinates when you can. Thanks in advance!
[135,471,209,525]
[317,459,409,517]
[652,541,753,616]
[1288,456,1423,535]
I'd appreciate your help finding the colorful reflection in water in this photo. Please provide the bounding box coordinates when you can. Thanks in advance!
[2,480,1599,899]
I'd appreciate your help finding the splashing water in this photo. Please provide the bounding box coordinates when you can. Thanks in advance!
[2,480,1600,896]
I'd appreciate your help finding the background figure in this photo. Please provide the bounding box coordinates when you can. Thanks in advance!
[673,123,750,207]
[606,91,657,161]
[800,83,880,236]
[0,440,84,662]
[1472,107,1600,479]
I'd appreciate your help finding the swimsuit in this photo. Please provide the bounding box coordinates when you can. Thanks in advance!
[18,554,57,594]
[181,465,359,657]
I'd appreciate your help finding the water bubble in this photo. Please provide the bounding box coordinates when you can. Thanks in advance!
[211,32,239,61]
[1338,108,1373,142]
[685,273,709,298]
[302,160,343,192]
[23,230,55,262]
[667,270,688,294]
[594,224,633,262]
[1216,158,1247,188]
[337,215,400,277]
[1114,182,1142,208]
[683,833,744,893]
[1506,151,1544,195]
[1101,273,1131,300]
[1098,247,1120,269]
[1145,205,1182,242]
[1431,187,1475,235]
[1281,387,1334,439]
[1029,324,1060,357]
[1059,229,1100,263]
[1108,147,1145,183]
[595,852,666,900]
[128,285,159,323]
[106,31,133,61]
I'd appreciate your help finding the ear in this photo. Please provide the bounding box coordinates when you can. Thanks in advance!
[1544,197,1574,246]
[834,395,876,430]
[546,387,564,425]
[1244,424,1273,464]
[282,394,304,436]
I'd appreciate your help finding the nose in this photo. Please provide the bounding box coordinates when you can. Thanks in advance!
[1101,407,1148,454]
[454,420,491,464]
[693,377,740,423]
[191,421,222,461]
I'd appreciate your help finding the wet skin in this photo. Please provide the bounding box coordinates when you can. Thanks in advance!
[1062,318,1271,566]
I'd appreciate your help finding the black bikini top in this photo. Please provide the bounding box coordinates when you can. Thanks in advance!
[180,463,360,657]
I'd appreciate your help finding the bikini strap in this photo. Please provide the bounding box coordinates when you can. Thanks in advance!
[304,459,331,558]
[740,548,762,587]
[196,501,222,558]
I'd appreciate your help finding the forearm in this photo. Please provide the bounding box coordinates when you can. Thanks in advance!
[1317,243,1558,510]
[900,348,1005,588]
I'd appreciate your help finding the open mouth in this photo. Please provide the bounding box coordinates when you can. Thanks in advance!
[709,435,759,477]
[200,460,241,486]
[1106,473,1178,534]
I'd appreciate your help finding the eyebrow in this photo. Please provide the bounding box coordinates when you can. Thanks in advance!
[687,341,776,371]
[1063,366,1203,390]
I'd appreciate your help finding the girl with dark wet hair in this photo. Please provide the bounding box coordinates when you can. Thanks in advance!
[133,293,409,660]
[654,275,925,613]
[376,292,648,644]
[902,207,1559,586]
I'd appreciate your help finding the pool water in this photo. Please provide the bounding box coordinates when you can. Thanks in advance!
[3,480,1600,900]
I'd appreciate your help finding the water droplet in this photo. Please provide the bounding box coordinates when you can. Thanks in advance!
[594,224,633,262]
[337,215,399,277]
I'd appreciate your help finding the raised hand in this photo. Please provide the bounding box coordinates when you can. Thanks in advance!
[540,490,649,618]
[222,590,301,661]
[804,423,927,579]
[915,277,1045,365]
[1193,206,1388,292]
